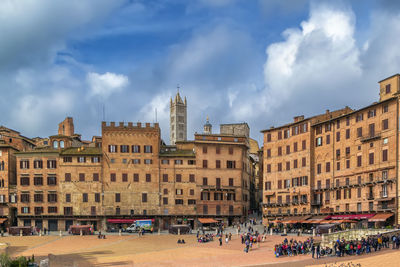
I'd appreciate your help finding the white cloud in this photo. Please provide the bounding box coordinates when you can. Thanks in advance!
[87,72,129,99]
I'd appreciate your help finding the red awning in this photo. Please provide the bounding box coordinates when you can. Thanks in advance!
[198,218,218,224]
[368,213,393,222]
[326,214,375,220]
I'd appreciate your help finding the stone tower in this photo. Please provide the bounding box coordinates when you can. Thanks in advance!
[170,91,187,145]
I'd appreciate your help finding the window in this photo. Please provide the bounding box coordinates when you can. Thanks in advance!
[202,146,207,154]
[133,159,140,164]
[79,173,85,182]
[163,188,168,195]
[162,174,168,182]
[286,161,290,170]
[63,157,72,163]
[383,138,388,145]
[369,153,374,165]
[34,176,43,185]
[132,145,140,153]
[21,207,30,214]
[358,188,361,198]
[161,159,169,164]
[326,162,330,172]
[385,84,391,94]
[229,147,234,154]
[77,157,86,163]
[284,129,290,139]
[302,140,306,150]
[293,142,298,152]
[108,145,117,153]
[216,160,221,168]
[174,160,183,165]
[188,199,196,205]
[382,149,388,162]
[383,104,389,113]
[278,131,282,140]
[357,127,362,137]
[91,157,100,163]
[316,137,322,146]
[110,173,116,182]
[302,157,306,167]
[83,193,88,202]
[188,160,196,165]
[93,173,99,181]
[176,174,182,182]
[64,207,73,215]
[278,147,282,156]
[53,141,58,149]
[346,159,350,168]
[278,162,282,171]
[115,193,120,202]
[134,173,139,182]
[286,145,290,154]
[227,161,236,168]
[346,117,350,126]
[357,155,362,167]
[190,189,194,195]
[357,202,362,212]
[267,164,271,173]
[176,189,183,195]
[356,113,363,122]
[316,126,322,135]
[47,193,57,202]
[336,132,340,142]
[122,173,128,182]
[144,159,152,164]
[144,145,153,153]
[48,207,57,213]
[293,159,298,169]
[317,164,321,174]
[337,162,340,171]
[20,160,30,169]
[95,193,100,203]
[267,133,272,142]
[368,109,376,118]
[369,123,375,136]
[189,174,195,182]
[120,145,129,153]
[66,193,71,203]
[326,135,330,145]
[146,174,151,182]
[216,147,220,154]
[203,205,208,215]
[34,207,43,215]
[142,193,147,202]
[163,197,168,205]
[21,193,30,203]
[216,178,221,188]
[33,160,43,169]
[47,176,57,185]
[116,207,120,215]
[382,119,389,130]
[20,177,30,186]
[228,178,234,187]
[203,160,208,168]
[202,177,208,186]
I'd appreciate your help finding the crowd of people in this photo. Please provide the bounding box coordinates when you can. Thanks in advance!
[197,233,214,243]
[273,238,315,257]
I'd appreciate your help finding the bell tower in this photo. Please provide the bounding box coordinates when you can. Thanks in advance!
[170,88,187,145]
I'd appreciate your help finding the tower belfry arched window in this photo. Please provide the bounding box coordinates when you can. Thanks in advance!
[170,89,187,145]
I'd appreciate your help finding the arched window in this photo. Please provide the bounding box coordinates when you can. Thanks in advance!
[53,141,59,149]
[60,141,64,148]
[1,179,4,188]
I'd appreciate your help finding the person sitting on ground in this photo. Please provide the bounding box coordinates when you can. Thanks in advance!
[182,239,185,244]
[177,239,182,244]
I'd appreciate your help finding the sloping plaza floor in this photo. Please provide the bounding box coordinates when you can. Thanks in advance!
[0,233,399,266]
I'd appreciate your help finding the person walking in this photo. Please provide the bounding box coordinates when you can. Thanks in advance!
[316,244,320,259]
[311,243,315,258]
[219,236,223,246]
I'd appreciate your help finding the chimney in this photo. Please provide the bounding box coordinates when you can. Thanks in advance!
[293,115,305,123]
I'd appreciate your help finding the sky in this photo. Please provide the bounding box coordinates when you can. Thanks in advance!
[1,0,400,145]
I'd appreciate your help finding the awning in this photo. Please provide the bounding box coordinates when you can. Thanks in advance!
[264,192,275,196]
[76,218,100,221]
[368,213,394,222]
[107,219,136,224]
[198,218,218,224]
[326,214,375,220]
[0,218,7,224]
[279,216,310,224]
[376,197,395,202]
[302,215,328,224]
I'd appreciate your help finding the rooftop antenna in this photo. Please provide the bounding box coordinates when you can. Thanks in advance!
[177,84,180,93]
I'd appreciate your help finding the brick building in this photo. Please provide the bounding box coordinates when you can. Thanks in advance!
[262,74,400,225]
[11,115,254,230]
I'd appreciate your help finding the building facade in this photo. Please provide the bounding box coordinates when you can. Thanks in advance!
[262,74,400,225]
[10,118,254,231]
